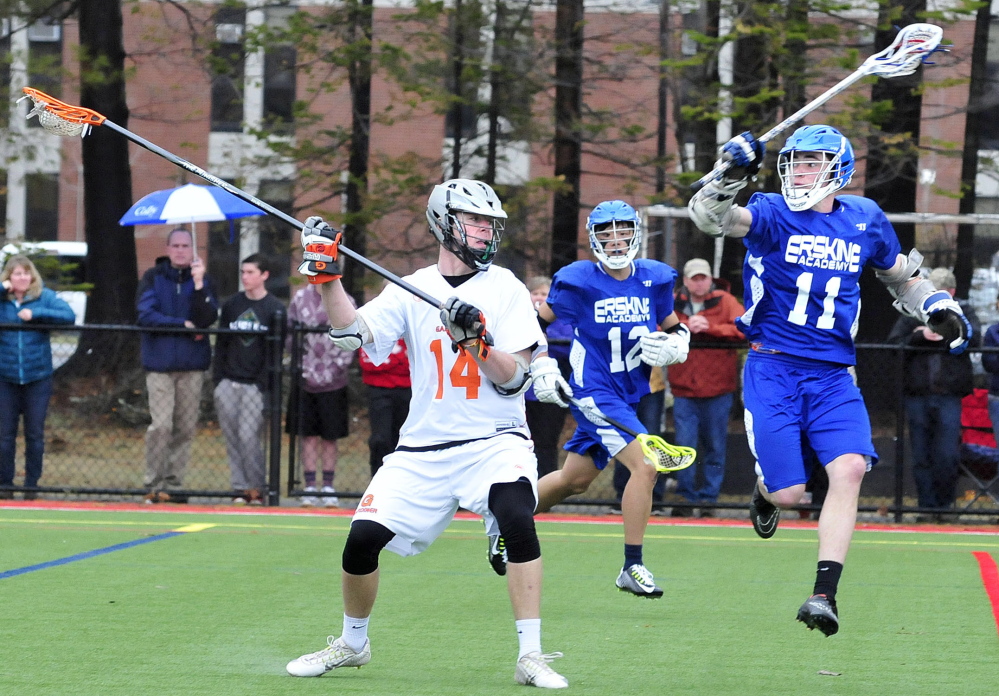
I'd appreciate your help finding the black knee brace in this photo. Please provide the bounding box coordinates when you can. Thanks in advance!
[488,478,541,564]
[341,520,395,575]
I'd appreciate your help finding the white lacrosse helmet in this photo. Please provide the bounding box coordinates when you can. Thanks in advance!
[586,200,642,270]
[426,179,508,271]
[777,125,856,212]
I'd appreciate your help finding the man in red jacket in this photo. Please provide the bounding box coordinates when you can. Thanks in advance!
[667,258,745,517]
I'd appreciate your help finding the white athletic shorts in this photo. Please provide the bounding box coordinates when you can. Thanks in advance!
[352,433,539,557]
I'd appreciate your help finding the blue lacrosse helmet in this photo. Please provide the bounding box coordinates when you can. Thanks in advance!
[586,200,642,270]
[777,125,855,211]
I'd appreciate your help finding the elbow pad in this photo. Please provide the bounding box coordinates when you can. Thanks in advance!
[493,354,531,397]
[687,176,746,238]
[328,315,371,351]
[876,249,940,321]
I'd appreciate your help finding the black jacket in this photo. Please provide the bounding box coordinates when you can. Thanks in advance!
[886,299,980,397]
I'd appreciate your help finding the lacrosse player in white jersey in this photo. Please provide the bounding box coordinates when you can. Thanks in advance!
[285,179,568,689]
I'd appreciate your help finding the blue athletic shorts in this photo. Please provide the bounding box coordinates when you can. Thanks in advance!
[743,352,877,492]
[563,394,643,470]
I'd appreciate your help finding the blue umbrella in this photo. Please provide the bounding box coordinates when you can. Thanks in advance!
[119,183,266,226]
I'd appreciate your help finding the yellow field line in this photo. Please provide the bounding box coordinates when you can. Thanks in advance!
[1,515,996,549]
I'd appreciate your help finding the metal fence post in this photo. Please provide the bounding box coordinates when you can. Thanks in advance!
[893,344,906,522]
[266,310,285,506]
[286,322,302,498]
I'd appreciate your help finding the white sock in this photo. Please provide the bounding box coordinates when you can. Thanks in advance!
[342,614,369,653]
[516,618,541,659]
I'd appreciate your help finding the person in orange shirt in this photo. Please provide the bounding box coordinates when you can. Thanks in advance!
[667,258,744,517]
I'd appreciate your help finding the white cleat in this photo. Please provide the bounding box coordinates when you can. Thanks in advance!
[515,651,568,689]
[286,636,370,677]
[320,485,340,508]
[300,486,318,508]
[615,563,664,598]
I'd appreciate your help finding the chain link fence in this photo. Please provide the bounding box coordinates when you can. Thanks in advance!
[0,323,996,522]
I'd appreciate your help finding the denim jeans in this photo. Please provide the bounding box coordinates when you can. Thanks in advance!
[0,376,54,488]
[906,394,962,509]
[673,392,734,503]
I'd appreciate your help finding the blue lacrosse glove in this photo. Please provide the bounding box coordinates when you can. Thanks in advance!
[923,291,972,354]
[719,131,766,180]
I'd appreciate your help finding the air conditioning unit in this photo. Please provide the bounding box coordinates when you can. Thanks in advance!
[27,20,60,42]
[216,23,243,44]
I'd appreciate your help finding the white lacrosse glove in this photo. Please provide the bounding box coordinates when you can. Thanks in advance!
[530,356,572,408]
[640,325,690,367]
[298,216,343,284]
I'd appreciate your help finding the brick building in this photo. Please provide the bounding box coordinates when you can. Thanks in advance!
[0,3,987,302]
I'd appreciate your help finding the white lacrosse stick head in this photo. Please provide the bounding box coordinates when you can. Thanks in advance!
[865,23,944,78]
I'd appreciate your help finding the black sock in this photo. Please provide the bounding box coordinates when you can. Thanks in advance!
[813,560,843,600]
[624,544,643,569]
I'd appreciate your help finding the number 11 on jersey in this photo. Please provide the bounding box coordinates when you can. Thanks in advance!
[788,271,841,330]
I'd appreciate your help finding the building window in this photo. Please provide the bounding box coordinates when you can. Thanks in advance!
[257,180,293,299]
[0,170,7,241]
[208,220,243,301]
[211,8,246,132]
[27,18,62,130]
[263,7,296,133]
[0,22,10,130]
[25,172,59,241]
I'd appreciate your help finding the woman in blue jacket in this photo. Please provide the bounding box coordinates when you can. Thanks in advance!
[0,255,75,499]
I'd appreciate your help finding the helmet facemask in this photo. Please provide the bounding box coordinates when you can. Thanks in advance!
[443,211,504,272]
[589,219,641,270]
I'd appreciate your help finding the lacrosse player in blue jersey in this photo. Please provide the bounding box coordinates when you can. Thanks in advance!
[529,200,690,598]
[687,125,972,635]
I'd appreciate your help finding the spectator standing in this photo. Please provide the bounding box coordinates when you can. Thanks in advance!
[287,282,356,506]
[524,276,573,478]
[359,338,411,477]
[668,258,745,517]
[981,314,999,445]
[214,254,285,505]
[887,267,980,518]
[0,255,75,499]
[136,228,218,503]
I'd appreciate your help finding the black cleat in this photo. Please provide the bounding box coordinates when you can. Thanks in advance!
[749,483,780,539]
[797,594,839,636]
[488,534,508,576]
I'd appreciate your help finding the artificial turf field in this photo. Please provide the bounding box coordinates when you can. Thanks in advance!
[0,503,996,696]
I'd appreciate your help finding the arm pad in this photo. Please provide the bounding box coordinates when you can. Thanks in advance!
[687,176,746,238]
[328,315,371,351]
[875,249,942,322]
[493,353,531,397]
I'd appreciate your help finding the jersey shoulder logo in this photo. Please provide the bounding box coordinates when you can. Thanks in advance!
[856,223,867,231]
[643,280,652,287]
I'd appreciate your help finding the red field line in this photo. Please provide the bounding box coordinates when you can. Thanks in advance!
[973,551,999,637]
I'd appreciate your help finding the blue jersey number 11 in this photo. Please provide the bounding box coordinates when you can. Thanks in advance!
[788,271,841,329]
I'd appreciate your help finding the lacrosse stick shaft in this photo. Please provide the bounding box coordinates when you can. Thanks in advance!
[99,120,443,309]
[691,23,942,191]
[563,392,641,438]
